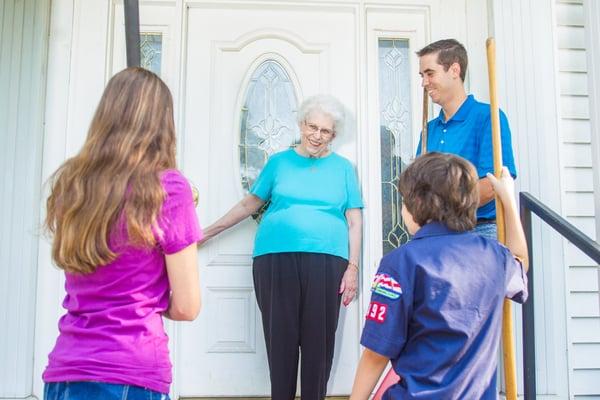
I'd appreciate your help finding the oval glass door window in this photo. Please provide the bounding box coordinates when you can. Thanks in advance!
[239,60,300,220]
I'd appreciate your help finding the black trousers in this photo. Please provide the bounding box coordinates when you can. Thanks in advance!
[253,252,347,400]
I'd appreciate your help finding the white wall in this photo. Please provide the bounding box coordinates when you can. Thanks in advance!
[0,1,50,398]
[490,0,570,397]
[557,0,600,398]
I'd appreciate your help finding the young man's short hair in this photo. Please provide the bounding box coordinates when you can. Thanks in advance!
[417,39,468,82]
[399,152,479,231]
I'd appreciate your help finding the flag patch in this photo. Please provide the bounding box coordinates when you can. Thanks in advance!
[371,273,402,300]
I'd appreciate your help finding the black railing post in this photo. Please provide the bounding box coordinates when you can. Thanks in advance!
[520,193,536,399]
[124,0,141,67]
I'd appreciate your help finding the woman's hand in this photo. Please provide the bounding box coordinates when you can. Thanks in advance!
[339,263,359,306]
[343,208,362,306]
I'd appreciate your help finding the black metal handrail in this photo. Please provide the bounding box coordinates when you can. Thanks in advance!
[520,192,600,399]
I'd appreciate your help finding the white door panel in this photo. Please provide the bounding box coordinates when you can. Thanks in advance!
[180,3,359,396]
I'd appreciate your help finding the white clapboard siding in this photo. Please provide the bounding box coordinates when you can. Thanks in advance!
[557,26,586,49]
[556,1,600,397]
[561,119,591,143]
[573,370,600,396]
[0,0,50,397]
[561,96,590,119]
[556,0,584,24]
[569,266,600,292]
[570,317,600,343]
[565,192,595,217]
[560,72,589,96]
[564,168,594,191]
[558,49,588,72]
[562,143,593,168]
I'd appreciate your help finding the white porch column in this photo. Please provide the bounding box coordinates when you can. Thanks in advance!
[488,0,569,398]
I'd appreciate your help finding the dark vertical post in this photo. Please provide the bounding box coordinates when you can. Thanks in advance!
[124,0,141,67]
[520,193,536,399]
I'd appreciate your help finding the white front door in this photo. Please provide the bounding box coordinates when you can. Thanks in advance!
[179,3,360,396]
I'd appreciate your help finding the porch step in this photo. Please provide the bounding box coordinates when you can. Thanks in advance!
[181,397,349,400]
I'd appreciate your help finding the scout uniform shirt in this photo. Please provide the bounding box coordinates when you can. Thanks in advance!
[361,222,528,399]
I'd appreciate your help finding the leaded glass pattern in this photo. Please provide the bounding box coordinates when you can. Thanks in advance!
[140,33,162,76]
[239,60,300,194]
[379,39,412,254]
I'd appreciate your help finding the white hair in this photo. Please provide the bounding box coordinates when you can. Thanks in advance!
[297,94,346,137]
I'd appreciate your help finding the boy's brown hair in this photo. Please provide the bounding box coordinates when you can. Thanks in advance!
[399,152,479,232]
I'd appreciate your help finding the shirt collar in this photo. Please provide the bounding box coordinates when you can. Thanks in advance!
[412,222,462,239]
[437,94,475,123]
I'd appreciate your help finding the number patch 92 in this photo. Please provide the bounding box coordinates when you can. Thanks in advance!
[366,301,388,323]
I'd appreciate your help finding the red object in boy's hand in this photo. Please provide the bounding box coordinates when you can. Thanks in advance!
[373,368,400,400]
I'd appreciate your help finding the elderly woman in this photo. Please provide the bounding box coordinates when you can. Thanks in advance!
[201,94,363,399]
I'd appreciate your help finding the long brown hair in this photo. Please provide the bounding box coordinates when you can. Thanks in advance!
[45,67,177,274]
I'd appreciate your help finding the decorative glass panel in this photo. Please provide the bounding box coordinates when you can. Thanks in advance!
[140,33,162,76]
[378,39,412,254]
[239,60,300,196]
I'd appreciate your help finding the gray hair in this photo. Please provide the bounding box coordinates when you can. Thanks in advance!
[297,94,346,137]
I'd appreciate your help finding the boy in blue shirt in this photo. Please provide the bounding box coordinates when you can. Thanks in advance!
[350,152,529,400]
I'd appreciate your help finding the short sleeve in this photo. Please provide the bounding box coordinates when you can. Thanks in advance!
[503,248,528,304]
[250,156,276,201]
[477,110,517,179]
[360,253,412,359]
[157,170,203,254]
[345,163,364,209]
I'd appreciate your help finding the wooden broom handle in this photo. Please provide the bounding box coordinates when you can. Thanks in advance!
[486,37,518,400]
[421,87,429,154]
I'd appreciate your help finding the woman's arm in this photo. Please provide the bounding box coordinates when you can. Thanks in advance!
[350,348,389,400]
[164,243,201,321]
[199,194,265,244]
[340,208,362,306]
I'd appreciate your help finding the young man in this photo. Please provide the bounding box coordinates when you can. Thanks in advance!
[417,39,517,239]
[350,152,528,399]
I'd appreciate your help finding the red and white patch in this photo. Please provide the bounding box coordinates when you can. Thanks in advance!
[366,301,388,323]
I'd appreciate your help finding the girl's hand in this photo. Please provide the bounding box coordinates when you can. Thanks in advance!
[339,263,359,306]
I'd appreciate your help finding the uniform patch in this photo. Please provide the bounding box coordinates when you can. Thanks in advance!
[371,273,402,300]
[366,301,388,323]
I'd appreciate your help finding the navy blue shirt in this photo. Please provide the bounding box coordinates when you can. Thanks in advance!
[417,95,517,220]
[361,223,527,400]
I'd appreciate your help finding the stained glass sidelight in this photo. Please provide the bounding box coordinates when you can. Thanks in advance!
[239,60,299,220]
[140,33,162,76]
[378,39,412,254]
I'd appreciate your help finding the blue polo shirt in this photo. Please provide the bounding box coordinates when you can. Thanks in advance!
[250,149,363,259]
[360,222,527,400]
[417,95,517,220]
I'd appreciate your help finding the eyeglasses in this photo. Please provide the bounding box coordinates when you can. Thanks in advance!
[304,121,335,138]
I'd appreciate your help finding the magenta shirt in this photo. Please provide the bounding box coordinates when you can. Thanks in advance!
[43,169,202,394]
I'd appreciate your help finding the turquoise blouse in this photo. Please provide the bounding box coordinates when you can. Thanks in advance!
[250,149,363,259]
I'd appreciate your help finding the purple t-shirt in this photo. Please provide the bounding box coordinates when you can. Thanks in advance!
[43,169,202,394]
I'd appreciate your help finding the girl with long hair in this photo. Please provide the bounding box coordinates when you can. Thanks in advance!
[42,67,202,400]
